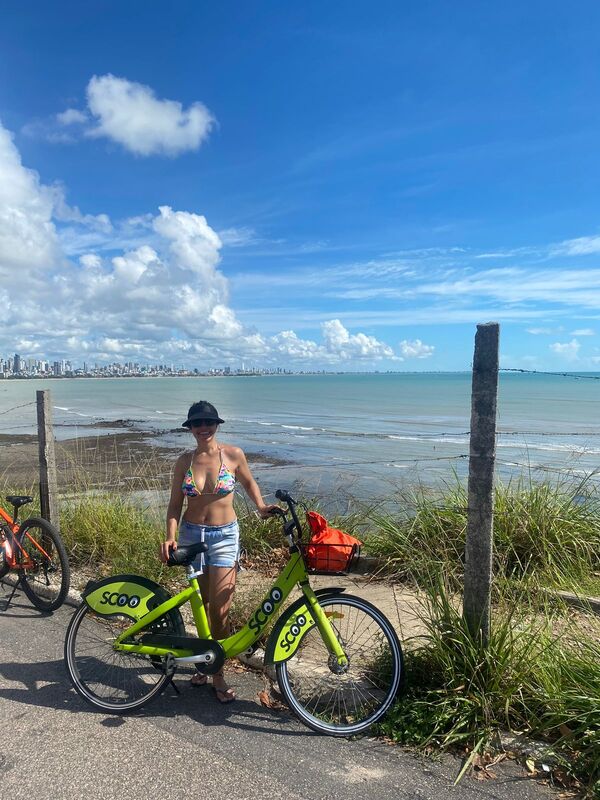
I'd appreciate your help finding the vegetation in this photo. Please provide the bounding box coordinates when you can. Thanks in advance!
[362,476,600,597]
[2,471,599,795]
[377,580,600,798]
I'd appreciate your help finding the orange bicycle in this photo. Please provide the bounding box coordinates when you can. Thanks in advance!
[0,495,70,612]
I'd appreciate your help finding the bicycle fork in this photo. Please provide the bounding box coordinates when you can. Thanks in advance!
[300,583,349,669]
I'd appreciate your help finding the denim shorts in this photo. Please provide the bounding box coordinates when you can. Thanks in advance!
[178,519,240,570]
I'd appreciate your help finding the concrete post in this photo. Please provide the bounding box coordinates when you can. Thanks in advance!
[463,323,499,643]
[37,389,60,531]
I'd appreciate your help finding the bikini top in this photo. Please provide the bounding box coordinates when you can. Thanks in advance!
[182,449,236,498]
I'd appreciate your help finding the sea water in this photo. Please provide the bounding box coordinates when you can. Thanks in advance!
[1,372,599,502]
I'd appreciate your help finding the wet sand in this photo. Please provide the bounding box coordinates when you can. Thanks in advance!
[0,419,288,492]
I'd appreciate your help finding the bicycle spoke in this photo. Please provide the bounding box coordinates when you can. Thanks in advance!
[17,518,69,612]
[277,595,402,735]
[65,604,183,712]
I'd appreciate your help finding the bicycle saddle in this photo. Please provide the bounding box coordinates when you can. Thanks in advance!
[6,495,33,508]
[167,541,208,566]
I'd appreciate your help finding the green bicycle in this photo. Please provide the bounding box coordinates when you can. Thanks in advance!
[64,490,403,736]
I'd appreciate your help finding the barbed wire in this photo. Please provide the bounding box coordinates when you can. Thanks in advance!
[3,391,600,489]
[254,454,469,469]
[5,414,600,438]
[4,396,600,439]
[500,368,600,380]
[0,424,38,432]
[0,401,35,416]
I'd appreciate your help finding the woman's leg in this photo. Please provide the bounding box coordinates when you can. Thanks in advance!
[207,565,237,701]
[206,565,237,638]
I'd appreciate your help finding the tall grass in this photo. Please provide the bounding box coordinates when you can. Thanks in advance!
[363,476,600,596]
[378,580,600,797]
[59,493,167,583]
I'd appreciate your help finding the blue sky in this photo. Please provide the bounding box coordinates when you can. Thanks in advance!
[1,1,600,370]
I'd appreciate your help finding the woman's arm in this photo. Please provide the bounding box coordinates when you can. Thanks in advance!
[234,447,280,518]
[159,455,186,562]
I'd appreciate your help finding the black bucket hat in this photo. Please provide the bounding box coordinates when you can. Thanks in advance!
[182,400,225,428]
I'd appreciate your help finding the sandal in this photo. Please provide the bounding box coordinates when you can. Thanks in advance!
[212,670,236,703]
[212,685,236,704]
[190,673,208,687]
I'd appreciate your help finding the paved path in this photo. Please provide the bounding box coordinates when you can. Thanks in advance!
[0,583,559,800]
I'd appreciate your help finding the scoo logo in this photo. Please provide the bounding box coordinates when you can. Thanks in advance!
[248,587,283,633]
[279,613,308,653]
[100,591,141,609]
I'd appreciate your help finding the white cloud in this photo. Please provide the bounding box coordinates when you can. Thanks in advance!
[399,339,434,359]
[52,190,112,231]
[152,205,222,273]
[550,339,580,359]
[21,118,77,144]
[79,254,102,269]
[570,328,595,336]
[321,319,397,360]
[271,330,320,359]
[0,119,405,368]
[0,124,61,277]
[555,235,600,255]
[57,108,88,126]
[218,227,258,247]
[526,327,553,335]
[264,322,398,364]
[86,74,215,156]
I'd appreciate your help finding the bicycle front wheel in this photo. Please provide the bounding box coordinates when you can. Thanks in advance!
[65,602,185,713]
[276,594,403,736]
[18,517,70,612]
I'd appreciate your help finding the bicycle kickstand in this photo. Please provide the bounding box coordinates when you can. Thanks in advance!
[0,579,19,612]
[164,654,181,696]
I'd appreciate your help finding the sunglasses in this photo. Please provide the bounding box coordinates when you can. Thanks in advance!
[190,419,218,428]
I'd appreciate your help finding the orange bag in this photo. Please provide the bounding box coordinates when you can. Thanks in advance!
[304,511,362,573]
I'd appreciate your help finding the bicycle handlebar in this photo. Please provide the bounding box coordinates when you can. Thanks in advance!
[275,488,295,504]
[274,489,304,539]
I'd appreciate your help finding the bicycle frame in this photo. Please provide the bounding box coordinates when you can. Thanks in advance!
[100,549,347,666]
[0,507,52,570]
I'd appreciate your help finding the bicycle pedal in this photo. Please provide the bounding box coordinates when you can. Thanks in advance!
[164,653,176,677]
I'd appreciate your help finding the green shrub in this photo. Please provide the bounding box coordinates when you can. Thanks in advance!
[378,580,600,797]
[364,477,600,596]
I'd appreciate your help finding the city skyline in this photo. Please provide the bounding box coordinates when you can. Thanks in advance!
[0,352,296,378]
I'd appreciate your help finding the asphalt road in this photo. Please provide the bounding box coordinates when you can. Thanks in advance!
[0,586,559,800]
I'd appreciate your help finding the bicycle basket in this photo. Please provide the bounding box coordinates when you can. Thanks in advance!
[301,511,362,574]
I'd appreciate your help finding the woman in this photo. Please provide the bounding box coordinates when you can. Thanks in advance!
[159,400,279,703]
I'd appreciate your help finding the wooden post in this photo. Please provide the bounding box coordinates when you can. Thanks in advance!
[37,389,60,531]
[463,323,499,643]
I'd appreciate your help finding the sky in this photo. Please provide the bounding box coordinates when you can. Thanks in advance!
[1,1,600,372]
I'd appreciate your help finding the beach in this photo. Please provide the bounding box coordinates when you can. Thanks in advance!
[1,420,289,499]
[1,372,600,502]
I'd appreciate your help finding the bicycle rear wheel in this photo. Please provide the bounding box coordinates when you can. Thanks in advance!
[18,517,70,612]
[276,594,403,736]
[65,602,185,713]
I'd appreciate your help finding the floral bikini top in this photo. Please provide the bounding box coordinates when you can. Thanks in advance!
[182,449,236,498]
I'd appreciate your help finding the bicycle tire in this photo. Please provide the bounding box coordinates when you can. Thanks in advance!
[65,601,185,713]
[0,522,13,579]
[0,540,9,579]
[276,594,403,736]
[18,517,70,612]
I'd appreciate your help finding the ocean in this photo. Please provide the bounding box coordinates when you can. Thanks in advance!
[1,372,599,502]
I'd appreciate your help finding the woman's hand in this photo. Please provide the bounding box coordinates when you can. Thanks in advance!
[159,540,177,563]
[257,504,284,520]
